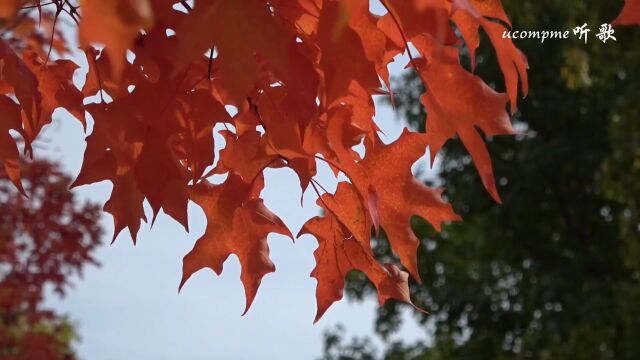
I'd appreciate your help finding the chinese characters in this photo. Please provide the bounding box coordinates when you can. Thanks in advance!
[596,23,617,43]
[573,23,590,44]
[573,23,617,44]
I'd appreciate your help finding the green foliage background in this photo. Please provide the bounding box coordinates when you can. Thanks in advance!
[323,1,640,359]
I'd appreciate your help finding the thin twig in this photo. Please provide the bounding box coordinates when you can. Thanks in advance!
[180,0,192,11]
[310,178,333,215]
[21,1,55,10]
[310,178,331,195]
[86,49,105,103]
[62,0,80,24]
[378,0,428,83]
[246,97,268,131]
[207,46,214,80]
[44,2,63,64]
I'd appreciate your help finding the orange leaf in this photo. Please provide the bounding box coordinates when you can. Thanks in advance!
[79,0,153,76]
[180,174,292,314]
[174,0,300,105]
[0,95,26,194]
[361,129,461,281]
[300,182,425,321]
[450,0,528,110]
[0,0,21,21]
[415,35,514,202]
[0,39,40,130]
[613,0,640,25]
[22,52,86,138]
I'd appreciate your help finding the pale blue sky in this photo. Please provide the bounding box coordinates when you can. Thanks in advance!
[40,2,439,359]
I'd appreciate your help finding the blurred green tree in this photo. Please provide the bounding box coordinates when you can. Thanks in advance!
[322,1,640,359]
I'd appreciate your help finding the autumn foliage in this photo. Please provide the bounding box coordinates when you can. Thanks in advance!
[0,161,102,359]
[0,0,638,320]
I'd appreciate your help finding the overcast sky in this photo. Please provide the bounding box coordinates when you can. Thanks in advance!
[41,2,438,359]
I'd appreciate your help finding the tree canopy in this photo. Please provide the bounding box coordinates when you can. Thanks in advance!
[0,161,103,360]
